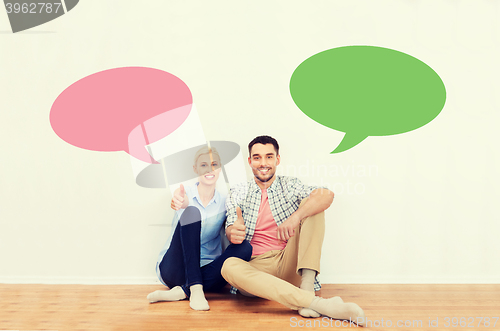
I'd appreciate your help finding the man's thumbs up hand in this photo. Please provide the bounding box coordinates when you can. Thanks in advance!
[229,207,246,244]
[235,207,244,225]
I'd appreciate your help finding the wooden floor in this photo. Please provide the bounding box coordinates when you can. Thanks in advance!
[1,284,499,330]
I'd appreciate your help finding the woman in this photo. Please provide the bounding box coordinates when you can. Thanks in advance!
[147,146,252,310]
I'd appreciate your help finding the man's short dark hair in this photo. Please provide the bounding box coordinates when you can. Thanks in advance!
[248,135,279,156]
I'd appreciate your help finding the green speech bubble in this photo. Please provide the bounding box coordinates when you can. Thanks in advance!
[290,46,446,153]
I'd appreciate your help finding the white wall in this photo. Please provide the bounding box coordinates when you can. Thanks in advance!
[1,0,499,284]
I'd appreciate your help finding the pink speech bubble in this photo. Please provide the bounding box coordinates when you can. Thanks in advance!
[50,67,192,163]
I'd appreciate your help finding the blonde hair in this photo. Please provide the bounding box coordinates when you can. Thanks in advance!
[193,145,221,166]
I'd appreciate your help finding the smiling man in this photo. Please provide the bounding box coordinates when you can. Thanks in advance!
[221,135,365,325]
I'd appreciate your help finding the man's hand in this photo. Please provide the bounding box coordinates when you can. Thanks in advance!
[171,184,188,210]
[277,214,300,242]
[228,207,246,244]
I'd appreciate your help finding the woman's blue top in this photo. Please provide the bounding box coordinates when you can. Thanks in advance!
[156,183,226,284]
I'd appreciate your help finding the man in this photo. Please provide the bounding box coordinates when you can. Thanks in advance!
[221,135,365,325]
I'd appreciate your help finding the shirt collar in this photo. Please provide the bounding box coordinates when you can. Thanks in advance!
[193,182,219,206]
[249,178,260,193]
[249,175,280,193]
[268,176,280,193]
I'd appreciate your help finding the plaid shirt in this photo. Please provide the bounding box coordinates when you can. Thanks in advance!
[225,175,323,294]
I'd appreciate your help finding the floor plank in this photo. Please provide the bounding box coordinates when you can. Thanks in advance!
[1,284,499,330]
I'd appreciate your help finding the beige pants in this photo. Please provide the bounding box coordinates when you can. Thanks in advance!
[221,201,325,310]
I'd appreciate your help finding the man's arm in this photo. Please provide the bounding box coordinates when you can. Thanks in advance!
[293,188,334,221]
[277,188,334,241]
[225,184,247,244]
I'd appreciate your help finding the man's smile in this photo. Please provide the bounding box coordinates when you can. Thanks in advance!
[259,168,270,175]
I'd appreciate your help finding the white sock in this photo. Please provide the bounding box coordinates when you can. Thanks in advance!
[308,297,366,326]
[298,269,321,318]
[147,286,187,303]
[189,284,210,311]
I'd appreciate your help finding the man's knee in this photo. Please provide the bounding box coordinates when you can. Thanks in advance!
[299,197,325,222]
[221,257,241,279]
[299,197,309,207]
[300,210,325,227]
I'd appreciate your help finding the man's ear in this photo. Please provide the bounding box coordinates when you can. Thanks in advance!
[248,156,252,166]
[276,154,281,166]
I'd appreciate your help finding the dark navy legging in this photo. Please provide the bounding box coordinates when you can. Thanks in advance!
[158,206,252,296]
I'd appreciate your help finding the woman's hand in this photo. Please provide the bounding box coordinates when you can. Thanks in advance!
[171,184,189,210]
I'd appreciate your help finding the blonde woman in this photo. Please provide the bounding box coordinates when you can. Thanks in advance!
[147,146,252,310]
